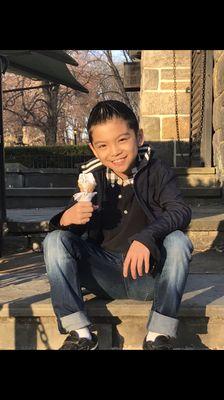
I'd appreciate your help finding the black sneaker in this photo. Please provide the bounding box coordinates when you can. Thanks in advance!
[59,331,98,350]
[143,335,174,350]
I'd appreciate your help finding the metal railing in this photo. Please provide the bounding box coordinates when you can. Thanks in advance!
[5,154,93,169]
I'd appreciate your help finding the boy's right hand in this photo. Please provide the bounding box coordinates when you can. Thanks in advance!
[60,202,98,226]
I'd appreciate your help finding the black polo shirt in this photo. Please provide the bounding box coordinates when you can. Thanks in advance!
[100,181,148,255]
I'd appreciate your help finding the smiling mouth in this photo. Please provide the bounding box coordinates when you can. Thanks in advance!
[111,156,127,165]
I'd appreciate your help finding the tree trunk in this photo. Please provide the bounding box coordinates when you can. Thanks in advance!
[42,83,59,145]
[44,126,57,145]
[103,50,133,109]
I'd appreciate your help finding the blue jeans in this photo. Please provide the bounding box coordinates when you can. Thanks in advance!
[43,230,193,338]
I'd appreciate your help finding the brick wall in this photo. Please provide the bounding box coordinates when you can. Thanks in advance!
[213,50,224,183]
[139,50,191,142]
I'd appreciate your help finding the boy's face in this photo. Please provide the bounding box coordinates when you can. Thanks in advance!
[89,117,144,179]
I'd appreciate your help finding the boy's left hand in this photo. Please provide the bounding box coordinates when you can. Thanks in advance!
[123,241,150,280]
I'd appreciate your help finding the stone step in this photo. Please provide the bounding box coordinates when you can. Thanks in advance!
[3,204,224,253]
[5,166,219,190]
[6,188,75,209]
[173,167,216,175]
[4,186,223,212]
[5,166,222,209]
[0,262,224,350]
[188,204,224,251]
[177,175,219,187]
[172,167,220,193]
[181,187,222,197]
[186,198,224,207]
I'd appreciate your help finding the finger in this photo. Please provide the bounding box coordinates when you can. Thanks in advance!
[79,202,94,209]
[123,254,131,277]
[79,202,93,210]
[80,212,93,217]
[79,201,92,207]
[79,206,94,213]
[80,217,90,224]
[130,258,137,280]
[136,255,144,277]
[144,253,150,274]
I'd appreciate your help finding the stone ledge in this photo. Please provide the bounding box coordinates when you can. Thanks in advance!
[4,203,224,234]
[6,188,74,197]
[1,296,224,319]
[1,251,224,349]
[181,187,221,197]
[1,274,224,319]
[4,218,224,236]
[173,167,216,175]
[188,220,224,231]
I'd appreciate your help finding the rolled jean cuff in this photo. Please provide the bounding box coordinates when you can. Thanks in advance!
[60,311,91,332]
[147,310,179,338]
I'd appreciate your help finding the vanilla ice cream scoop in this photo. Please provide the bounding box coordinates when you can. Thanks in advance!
[78,172,96,193]
[73,172,97,202]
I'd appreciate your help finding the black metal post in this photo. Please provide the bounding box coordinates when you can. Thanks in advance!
[0,56,7,257]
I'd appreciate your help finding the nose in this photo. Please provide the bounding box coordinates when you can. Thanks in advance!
[110,144,122,157]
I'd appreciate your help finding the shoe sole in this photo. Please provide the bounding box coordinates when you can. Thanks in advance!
[91,343,99,350]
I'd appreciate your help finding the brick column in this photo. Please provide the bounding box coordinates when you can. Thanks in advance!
[139,50,191,142]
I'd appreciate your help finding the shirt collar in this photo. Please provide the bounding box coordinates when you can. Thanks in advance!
[106,144,151,187]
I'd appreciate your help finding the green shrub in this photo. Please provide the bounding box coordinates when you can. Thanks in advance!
[5,145,93,168]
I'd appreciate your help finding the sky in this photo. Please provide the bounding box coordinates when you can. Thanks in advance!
[112,50,126,61]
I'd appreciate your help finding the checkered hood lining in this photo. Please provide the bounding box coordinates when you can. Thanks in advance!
[81,144,151,187]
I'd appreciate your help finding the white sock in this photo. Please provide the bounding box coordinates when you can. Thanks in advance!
[146,331,169,341]
[75,327,92,340]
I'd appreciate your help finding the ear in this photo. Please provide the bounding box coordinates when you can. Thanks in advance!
[88,142,98,158]
[137,129,144,147]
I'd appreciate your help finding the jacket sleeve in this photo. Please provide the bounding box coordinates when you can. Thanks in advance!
[129,162,192,265]
[48,166,87,236]
[49,193,87,236]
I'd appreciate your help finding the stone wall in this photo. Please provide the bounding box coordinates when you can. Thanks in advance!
[213,50,224,183]
[139,50,191,142]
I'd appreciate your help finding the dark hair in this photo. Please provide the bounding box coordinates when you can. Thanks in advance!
[87,100,139,143]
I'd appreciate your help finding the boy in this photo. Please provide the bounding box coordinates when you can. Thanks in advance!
[43,100,193,350]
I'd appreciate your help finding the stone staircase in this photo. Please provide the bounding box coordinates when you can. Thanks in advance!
[1,249,224,350]
[1,166,224,350]
[174,167,222,200]
[5,167,222,209]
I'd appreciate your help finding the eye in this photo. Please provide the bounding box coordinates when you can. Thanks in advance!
[97,144,106,149]
[119,137,127,142]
